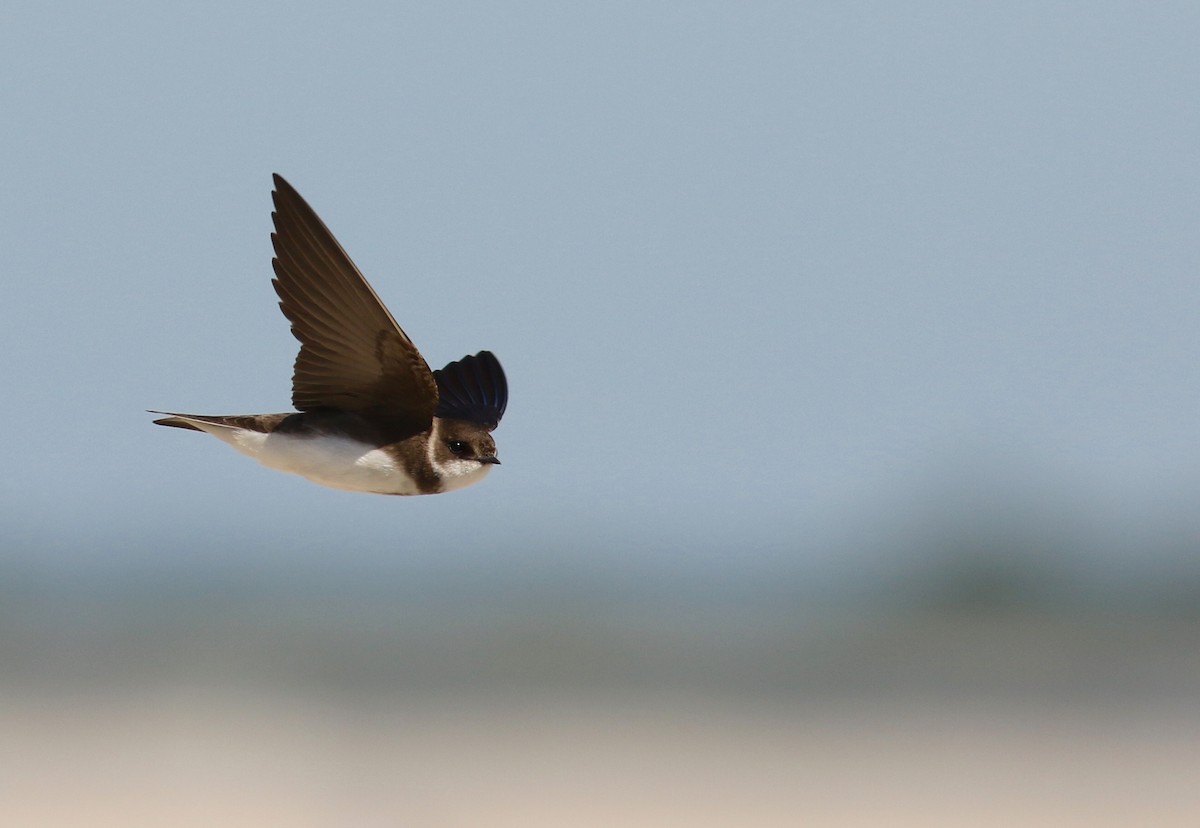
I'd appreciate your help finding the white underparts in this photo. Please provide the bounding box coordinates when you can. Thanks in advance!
[189,422,422,494]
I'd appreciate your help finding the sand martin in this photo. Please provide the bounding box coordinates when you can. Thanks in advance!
[152,174,507,495]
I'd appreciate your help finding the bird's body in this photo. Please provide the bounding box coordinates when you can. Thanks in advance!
[152,411,493,495]
[152,175,507,495]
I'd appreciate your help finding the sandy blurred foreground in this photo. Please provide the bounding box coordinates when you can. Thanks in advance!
[3,689,1198,827]
[3,562,1199,826]
[4,605,1199,827]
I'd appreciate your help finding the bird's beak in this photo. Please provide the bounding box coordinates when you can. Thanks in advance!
[480,455,501,465]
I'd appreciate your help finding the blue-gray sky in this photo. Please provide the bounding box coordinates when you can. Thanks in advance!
[3,2,1199,585]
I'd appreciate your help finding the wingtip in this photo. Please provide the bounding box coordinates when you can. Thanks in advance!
[272,174,297,204]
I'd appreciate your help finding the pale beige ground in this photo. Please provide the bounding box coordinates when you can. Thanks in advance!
[3,689,1196,827]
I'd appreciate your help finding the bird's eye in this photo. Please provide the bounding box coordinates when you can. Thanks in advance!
[447,440,468,456]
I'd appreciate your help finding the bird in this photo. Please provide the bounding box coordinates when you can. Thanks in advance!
[151,174,507,495]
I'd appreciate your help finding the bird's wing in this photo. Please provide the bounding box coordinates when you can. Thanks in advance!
[434,351,507,431]
[270,174,437,437]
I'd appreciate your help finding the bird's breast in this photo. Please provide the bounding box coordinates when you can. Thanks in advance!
[246,430,430,495]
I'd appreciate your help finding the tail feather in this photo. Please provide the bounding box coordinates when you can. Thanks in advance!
[148,410,211,431]
[148,410,289,433]
[152,415,205,432]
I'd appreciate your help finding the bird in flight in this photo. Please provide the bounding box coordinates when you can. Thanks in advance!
[152,174,507,495]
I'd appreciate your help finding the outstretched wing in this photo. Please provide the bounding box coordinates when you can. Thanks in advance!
[434,351,507,430]
[270,174,437,437]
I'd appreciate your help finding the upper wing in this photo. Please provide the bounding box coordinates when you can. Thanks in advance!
[269,174,438,436]
[434,351,507,431]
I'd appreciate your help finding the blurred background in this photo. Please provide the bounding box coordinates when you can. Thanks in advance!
[3,2,1199,825]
